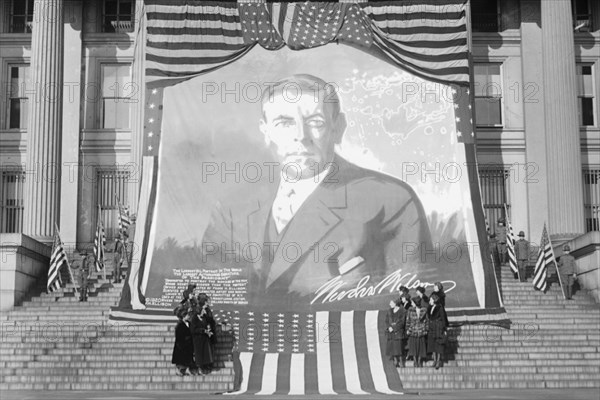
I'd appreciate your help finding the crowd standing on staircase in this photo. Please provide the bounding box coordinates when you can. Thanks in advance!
[172,285,216,376]
[386,284,448,370]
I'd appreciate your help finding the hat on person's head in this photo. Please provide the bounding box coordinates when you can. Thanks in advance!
[563,244,571,252]
[411,296,422,307]
[518,231,525,237]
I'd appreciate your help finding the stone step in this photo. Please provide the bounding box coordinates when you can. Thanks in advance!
[397,372,600,382]
[0,374,234,384]
[0,361,233,369]
[1,367,234,376]
[0,382,232,391]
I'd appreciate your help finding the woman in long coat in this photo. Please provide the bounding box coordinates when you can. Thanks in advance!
[432,282,446,308]
[171,306,195,376]
[385,298,407,367]
[427,292,449,369]
[406,296,429,367]
[190,300,215,374]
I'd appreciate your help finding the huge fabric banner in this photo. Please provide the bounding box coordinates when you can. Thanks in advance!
[110,1,506,394]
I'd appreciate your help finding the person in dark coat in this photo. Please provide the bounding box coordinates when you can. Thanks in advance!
[427,293,449,369]
[496,218,508,265]
[385,298,407,367]
[515,231,530,282]
[432,282,446,308]
[172,306,196,376]
[416,286,429,305]
[76,251,92,302]
[558,244,577,300]
[406,296,429,368]
[190,299,214,374]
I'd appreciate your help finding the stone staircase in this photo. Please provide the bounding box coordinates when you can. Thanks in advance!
[0,257,235,391]
[1,257,599,391]
[398,265,600,389]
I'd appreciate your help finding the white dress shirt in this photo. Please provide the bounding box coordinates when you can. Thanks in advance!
[271,167,330,233]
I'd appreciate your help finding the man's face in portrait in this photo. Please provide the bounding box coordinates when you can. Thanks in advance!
[260,85,346,180]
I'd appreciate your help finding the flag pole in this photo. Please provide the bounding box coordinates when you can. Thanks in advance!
[56,223,78,294]
[547,229,566,300]
[97,204,106,281]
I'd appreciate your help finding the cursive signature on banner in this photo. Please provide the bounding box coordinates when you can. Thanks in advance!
[311,269,457,305]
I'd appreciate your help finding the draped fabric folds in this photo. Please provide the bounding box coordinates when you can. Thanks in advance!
[144,0,470,87]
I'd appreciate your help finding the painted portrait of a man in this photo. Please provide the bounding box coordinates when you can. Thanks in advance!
[201,74,432,301]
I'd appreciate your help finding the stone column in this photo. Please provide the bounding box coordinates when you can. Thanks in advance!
[520,0,548,239]
[59,0,82,245]
[23,0,64,240]
[541,0,585,238]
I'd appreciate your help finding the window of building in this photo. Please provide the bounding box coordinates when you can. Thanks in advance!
[7,64,30,129]
[96,169,130,240]
[583,168,600,232]
[101,64,133,129]
[7,0,34,33]
[474,64,503,127]
[0,170,25,233]
[573,0,593,32]
[577,64,596,126]
[102,0,135,33]
[478,167,511,235]
[471,0,499,32]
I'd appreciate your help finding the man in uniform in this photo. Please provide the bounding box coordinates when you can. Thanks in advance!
[113,231,128,284]
[515,231,530,282]
[558,244,577,300]
[77,250,91,301]
[496,218,507,266]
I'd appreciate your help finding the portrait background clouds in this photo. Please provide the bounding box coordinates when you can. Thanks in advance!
[156,44,470,247]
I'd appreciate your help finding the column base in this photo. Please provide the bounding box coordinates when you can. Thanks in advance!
[0,234,51,311]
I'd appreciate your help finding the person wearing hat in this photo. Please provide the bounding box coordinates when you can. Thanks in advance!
[406,296,429,368]
[75,250,92,302]
[113,231,129,284]
[488,233,499,266]
[515,231,530,282]
[172,305,196,376]
[558,244,577,300]
[496,218,507,265]
[385,298,407,368]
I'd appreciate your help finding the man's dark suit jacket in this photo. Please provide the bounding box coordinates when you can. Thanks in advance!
[202,155,432,304]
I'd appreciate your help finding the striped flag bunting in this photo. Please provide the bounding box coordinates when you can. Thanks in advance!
[47,227,67,292]
[216,309,403,395]
[504,204,519,278]
[533,224,555,292]
[144,0,470,87]
[94,204,107,272]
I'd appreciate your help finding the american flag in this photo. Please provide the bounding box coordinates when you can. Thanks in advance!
[504,204,519,278]
[214,309,403,395]
[144,0,469,87]
[533,224,554,292]
[117,198,131,238]
[94,204,107,273]
[47,228,67,292]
